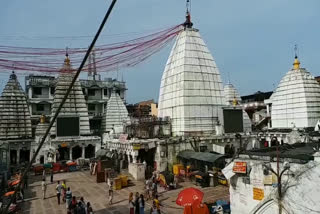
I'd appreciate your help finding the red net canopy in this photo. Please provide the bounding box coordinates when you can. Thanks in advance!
[0,24,182,73]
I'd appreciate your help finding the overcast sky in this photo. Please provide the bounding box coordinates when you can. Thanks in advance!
[1,0,320,103]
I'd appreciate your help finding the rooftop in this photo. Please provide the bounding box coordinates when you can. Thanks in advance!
[244,142,319,162]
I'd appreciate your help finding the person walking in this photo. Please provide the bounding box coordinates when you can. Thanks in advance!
[139,194,145,214]
[41,178,47,199]
[129,192,135,214]
[42,169,46,181]
[86,202,93,214]
[145,179,151,200]
[153,195,160,214]
[56,180,62,205]
[152,180,157,199]
[62,180,67,203]
[135,192,140,214]
[77,201,86,214]
[50,170,54,183]
[70,196,77,212]
[108,180,114,205]
[66,187,72,209]
[150,201,158,214]
[24,172,28,189]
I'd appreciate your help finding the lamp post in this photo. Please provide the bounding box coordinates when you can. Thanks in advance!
[263,137,290,214]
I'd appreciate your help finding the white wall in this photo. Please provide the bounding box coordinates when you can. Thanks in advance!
[228,158,320,214]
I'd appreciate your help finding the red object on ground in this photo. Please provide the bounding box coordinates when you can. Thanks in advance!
[66,162,77,166]
[176,187,204,207]
[183,203,210,214]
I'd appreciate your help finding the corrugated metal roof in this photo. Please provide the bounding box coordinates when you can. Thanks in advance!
[178,150,225,163]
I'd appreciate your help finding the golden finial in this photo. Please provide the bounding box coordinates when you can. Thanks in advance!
[232,98,238,106]
[64,47,70,66]
[40,114,46,124]
[293,45,300,70]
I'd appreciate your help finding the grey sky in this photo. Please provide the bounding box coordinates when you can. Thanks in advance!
[0,0,319,103]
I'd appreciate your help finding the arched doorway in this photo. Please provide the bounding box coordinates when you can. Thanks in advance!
[72,146,82,160]
[58,147,70,161]
[85,144,95,158]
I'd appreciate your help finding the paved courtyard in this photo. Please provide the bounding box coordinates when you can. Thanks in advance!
[21,170,229,214]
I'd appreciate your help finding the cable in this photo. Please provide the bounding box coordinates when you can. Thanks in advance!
[1,0,118,213]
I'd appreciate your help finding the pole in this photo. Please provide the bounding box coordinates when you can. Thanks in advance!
[2,1,117,213]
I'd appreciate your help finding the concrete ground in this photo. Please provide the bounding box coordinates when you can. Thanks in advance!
[21,170,229,214]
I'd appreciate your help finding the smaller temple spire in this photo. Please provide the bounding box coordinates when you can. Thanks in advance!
[293,44,300,70]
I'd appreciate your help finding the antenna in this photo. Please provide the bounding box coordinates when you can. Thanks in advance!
[183,0,193,28]
[186,0,191,13]
[294,44,298,58]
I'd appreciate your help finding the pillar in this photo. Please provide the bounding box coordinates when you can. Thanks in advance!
[69,148,72,160]
[82,146,85,158]
[17,148,20,164]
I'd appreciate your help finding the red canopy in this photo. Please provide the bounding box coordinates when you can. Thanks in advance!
[176,187,204,207]
[9,179,20,186]
[4,191,15,197]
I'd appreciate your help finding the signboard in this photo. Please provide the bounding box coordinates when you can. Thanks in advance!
[148,142,156,149]
[233,162,247,174]
[222,163,235,179]
[263,175,273,185]
[132,143,141,150]
[253,188,264,201]
[119,134,128,143]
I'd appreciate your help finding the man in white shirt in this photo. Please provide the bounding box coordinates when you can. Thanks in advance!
[56,180,62,205]
[41,178,47,199]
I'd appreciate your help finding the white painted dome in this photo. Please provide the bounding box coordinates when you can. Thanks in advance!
[270,57,320,128]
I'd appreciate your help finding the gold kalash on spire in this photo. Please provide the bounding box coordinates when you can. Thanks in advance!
[64,47,71,66]
[293,45,300,70]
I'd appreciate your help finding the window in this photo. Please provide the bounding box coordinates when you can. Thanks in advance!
[88,104,95,111]
[36,104,45,111]
[116,90,121,96]
[88,89,95,96]
[50,87,55,95]
[33,87,42,95]
[104,89,108,96]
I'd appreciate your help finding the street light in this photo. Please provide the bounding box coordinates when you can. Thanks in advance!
[263,136,290,214]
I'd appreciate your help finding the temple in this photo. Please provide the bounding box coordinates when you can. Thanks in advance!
[158,16,225,136]
[102,88,130,134]
[224,83,252,132]
[268,55,320,128]
[0,72,33,167]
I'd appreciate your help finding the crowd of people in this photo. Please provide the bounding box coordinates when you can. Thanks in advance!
[41,173,93,214]
[126,174,162,214]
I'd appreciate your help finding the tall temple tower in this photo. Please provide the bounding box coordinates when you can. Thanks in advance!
[158,9,225,136]
[51,54,90,136]
[0,72,32,139]
[270,54,320,128]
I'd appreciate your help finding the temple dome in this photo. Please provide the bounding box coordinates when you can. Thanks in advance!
[0,72,32,139]
[224,83,241,106]
[270,57,320,128]
[51,57,90,136]
[102,89,129,133]
[223,83,252,132]
[158,27,225,136]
